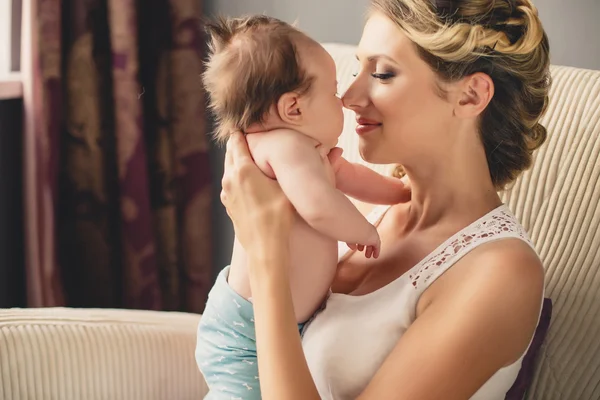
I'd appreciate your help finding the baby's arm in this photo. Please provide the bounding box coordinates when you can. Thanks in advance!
[332,153,409,205]
[265,131,379,256]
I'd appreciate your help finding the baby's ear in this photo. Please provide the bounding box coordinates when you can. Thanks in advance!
[277,92,303,125]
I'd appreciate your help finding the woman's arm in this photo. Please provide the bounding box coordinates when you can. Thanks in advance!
[248,250,321,400]
[221,133,321,400]
[357,239,544,400]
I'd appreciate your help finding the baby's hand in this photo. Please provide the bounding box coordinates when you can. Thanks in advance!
[346,228,381,259]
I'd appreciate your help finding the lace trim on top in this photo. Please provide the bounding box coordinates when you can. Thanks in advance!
[408,205,533,289]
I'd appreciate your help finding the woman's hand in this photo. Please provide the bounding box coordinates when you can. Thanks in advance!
[221,132,295,256]
[221,133,320,400]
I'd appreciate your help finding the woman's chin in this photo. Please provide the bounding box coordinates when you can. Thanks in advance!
[358,141,386,164]
[358,143,369,162]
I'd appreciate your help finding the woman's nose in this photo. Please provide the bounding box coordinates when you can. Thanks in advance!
[342,77,369,111]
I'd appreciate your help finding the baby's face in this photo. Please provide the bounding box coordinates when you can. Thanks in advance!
[299,45,345,149]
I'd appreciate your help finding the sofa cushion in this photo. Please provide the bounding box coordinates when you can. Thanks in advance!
[0,307,206,400]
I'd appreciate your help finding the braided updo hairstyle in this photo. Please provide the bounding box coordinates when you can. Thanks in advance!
[371,0,551,189]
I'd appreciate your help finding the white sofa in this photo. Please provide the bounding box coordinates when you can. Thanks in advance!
[1,43,599,400]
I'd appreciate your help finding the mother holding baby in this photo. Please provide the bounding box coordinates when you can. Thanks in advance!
[219,0,551,398]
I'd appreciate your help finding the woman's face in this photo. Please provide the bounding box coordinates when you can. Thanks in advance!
[342,13,458,165]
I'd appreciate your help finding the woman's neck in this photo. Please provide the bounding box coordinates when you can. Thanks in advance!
[401,150,502,233]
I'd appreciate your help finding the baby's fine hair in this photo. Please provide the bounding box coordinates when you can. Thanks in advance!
[203,15,315,143]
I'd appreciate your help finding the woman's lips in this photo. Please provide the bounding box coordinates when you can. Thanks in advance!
[356,118,382,136]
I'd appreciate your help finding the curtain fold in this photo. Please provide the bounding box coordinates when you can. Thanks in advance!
[22,0,212,312]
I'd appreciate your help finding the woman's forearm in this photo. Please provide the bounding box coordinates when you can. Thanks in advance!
[248,250,321,400]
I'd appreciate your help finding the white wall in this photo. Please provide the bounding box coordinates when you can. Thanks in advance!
[536,0,600,70]
[204,0,370,44]
[204,0,600,273]
[204,0,600,69]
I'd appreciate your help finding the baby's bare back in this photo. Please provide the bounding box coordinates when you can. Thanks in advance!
[227,133,339,322]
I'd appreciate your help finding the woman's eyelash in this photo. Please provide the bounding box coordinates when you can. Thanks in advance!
[372,72,395,80]
[351,72,395,80]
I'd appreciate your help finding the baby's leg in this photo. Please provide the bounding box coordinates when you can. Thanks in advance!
[196,266,261,400]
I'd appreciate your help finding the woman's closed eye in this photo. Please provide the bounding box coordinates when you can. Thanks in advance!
[372,72,395,81]
[351,71,396,81]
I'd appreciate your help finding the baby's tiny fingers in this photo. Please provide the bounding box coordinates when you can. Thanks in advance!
[373,246,380,259]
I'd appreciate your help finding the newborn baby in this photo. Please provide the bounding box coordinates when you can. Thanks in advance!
[196,15,406,399]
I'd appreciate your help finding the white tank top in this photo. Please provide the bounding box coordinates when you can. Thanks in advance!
[302,204,543,400]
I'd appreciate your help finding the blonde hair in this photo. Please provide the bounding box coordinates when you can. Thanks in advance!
[371,0,551,189]
[203,15,315,143]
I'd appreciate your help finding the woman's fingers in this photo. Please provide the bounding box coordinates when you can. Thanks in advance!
[219,132,296,253]
[223,132,249,197]
[227,132,263,187]
[224,134,236,169]
[229,132,254,166]
[223,134,237,196]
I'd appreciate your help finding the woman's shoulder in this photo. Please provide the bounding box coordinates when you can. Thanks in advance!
[438,213,544,301]
[425,228,544,306]
[447,203,541,277]
[466,204,543,286]
[420,202,545,341]
[418,236,544,365]
[467,236,543,285]
[405,238,544,390]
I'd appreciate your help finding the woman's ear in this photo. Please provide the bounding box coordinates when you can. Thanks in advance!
[277,92,303,125]
[454,72,494,118]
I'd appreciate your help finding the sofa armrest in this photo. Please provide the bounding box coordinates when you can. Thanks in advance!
[0,307,207,400]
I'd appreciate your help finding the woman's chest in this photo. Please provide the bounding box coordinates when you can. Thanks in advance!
[332,212,443,296]
[302,287,416,400]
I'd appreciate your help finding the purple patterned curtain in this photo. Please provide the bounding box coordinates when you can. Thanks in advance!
[22,0,212,312]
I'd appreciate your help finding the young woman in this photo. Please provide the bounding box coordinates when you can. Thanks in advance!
[218,0,551,398]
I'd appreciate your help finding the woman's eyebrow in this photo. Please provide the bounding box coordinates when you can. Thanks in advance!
[356,54,398,63]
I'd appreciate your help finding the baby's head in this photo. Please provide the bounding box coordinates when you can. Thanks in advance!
[203,15,344,148]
